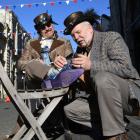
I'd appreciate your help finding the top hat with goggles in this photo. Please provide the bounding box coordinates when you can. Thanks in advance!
[34,13,58,30]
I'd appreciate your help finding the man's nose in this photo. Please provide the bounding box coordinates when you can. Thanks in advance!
[45,26,51,30]
[74,34,79,41]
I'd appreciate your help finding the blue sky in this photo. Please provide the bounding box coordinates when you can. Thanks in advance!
[0,0,110,50]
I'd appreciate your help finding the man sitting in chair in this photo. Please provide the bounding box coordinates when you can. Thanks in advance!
[17,12,84,139]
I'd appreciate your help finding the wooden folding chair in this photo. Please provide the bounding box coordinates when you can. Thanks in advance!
[0,62,68,140]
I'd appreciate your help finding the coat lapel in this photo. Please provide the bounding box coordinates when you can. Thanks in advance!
[90,31,103,61]
[30,38,65,61]
[50,39,64,52]
[30,40,41,55]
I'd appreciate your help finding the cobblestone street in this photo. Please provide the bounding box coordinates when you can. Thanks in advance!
[0,99,18,140]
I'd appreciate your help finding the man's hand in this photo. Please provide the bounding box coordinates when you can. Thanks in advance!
[54,55,67,69]
[38,59,45,64]
[72,54,91,70]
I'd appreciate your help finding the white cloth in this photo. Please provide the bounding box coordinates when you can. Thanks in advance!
[40,38,53,49]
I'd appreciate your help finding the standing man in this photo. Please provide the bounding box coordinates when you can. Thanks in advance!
[63,9,140,140]
[18,12,73,89]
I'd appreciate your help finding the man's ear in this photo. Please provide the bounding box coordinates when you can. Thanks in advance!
[88,25,93,33]
[87,26,91,32]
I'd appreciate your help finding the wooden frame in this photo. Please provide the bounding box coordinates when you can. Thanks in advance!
[0,62,68,140]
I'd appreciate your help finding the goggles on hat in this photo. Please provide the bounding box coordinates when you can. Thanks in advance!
[35,22,52,30]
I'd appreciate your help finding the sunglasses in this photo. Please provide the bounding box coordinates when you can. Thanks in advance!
[37,22,52,30]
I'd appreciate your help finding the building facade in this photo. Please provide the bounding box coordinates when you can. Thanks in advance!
[0,9,31,98]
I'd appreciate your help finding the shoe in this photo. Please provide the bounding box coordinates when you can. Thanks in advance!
[41,68,84,89]
[105,133,128,140]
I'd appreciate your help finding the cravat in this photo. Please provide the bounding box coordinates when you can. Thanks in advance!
[40,39,53,65]
[41,46,51,65]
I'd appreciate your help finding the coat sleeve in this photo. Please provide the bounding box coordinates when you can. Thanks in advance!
[18,40,50,80]
[64,39,73,58]
[91,32,139,79]
[18,41,35,70]
[23,59,51,80]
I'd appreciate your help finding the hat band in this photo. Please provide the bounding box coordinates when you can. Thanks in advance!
[64,17,87,35]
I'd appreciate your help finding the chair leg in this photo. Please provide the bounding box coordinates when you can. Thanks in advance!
[129,99,140,116]
[64,130,72,140]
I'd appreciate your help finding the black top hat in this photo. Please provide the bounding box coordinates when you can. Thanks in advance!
[34,13,58,30]
[64,9,100,35]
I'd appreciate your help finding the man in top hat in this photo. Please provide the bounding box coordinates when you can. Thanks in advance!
[18,12,74,89]
[16,13,76,138]
[62,9,140,140]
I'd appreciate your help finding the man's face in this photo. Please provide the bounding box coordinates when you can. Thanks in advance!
[71,22,93,48]
[39,22,55,38]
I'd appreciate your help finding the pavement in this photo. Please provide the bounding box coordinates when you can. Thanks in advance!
[0,99,18,140]
[0,99,93,140]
